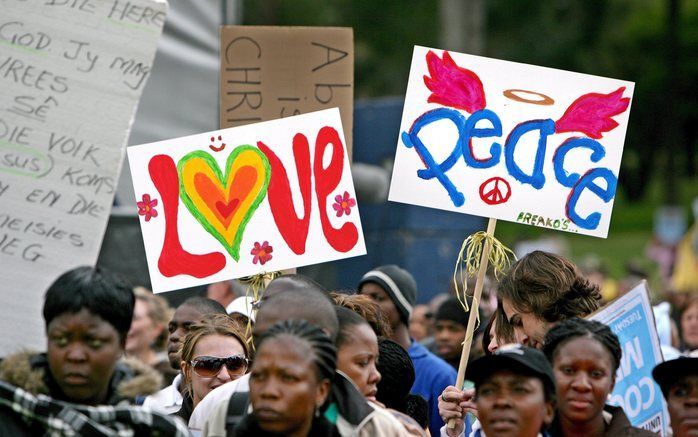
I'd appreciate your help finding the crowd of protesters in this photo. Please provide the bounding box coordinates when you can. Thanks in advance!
[0,249,696,437]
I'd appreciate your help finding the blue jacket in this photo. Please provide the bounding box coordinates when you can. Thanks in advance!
[409,340,471,437]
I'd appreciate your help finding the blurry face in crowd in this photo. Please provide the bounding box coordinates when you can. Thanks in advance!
[487,318,500,354]
[337,324,381,402]
[250,337,330,437]
[502,298,547,348]
[125,299,161,356]
[681,302,698,350]
[359,282,400,328]
[476,369,554,437]
[409,305,431,341]
[167,305,204,369]
[435,319,466,361]
[181,334,246,408]
[666,375,698,437]
[47,308,124,405]
[553,336,615,427]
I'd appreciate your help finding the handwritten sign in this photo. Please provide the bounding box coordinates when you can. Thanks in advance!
[128,109,366,293]
[0,0,166,354]
[220,26,354,155]
[589,281,669,436]
[389,46,634,238]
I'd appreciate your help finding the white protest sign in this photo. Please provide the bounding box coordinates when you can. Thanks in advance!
[0,0,166,354]
[389,46,634,238]
[128,108,366,293]
[589,281,669,436]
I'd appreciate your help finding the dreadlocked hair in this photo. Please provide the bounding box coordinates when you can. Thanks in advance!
[498,251,601,323]
[257,319,337,382]
[543,317,622,374]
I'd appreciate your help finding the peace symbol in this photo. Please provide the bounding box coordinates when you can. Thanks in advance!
[479,177,511,205]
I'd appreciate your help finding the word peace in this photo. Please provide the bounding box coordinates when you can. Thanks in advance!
[402,107,617,230]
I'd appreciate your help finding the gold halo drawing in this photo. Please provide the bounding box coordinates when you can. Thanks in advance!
[503,89,555,105]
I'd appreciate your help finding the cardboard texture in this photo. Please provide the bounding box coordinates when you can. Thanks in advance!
[389,46,634,238]
[128,109,366,293]
[220,25,354,157]
[589,281,669,436]
[0,0,166,355]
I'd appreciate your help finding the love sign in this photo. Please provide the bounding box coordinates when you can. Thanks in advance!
[389,46,634,238]
[128,109,366,292]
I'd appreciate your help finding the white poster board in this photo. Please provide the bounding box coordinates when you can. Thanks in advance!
[589,281,669,435]
[389,46,634,238]
[128,108,366,293]
[0,0,166,355]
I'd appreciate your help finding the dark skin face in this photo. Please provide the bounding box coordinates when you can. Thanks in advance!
[476,370,554,437]
[47,308,124,405]
[167,304,204,369]
[435,319,467,361]
[336,324,381,402]
[250,337,330,437]
[667,375,698,437]
[553,336,615,431]
[359,282,401,329]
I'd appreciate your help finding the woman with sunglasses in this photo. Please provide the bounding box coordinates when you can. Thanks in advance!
[178,314,249,421]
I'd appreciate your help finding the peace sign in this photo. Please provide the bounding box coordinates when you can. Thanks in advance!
[479,177,511,205]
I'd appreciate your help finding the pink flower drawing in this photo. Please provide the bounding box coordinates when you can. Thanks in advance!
[251,241,273,265]
[332,191,356,217]
[137,194,158,222]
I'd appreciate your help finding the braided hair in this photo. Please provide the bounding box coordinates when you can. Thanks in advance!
[543,318,622,373]
[257,319,337,382]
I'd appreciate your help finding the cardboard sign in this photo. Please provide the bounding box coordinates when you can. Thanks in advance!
[128,109,366,293]
[220,26,354,156]
[0,0,165,354]
[589,281,669,436]
[389,46,634,238]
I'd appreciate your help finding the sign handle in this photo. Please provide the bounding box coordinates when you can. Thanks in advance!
[447,217,497,429]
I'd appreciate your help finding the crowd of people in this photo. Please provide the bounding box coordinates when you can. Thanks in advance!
[0,250,696,437]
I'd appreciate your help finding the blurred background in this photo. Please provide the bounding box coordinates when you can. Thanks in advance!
[102,0,697,306]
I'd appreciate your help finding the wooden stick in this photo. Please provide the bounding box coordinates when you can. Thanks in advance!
[447,217,497,429]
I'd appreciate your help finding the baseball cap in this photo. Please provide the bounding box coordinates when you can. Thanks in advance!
[652,353,698,397]
[466,344,556,396]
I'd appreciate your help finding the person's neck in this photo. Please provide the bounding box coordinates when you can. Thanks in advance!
[286,417,314,437]
[391,324,412,350]
[561,413,605,437]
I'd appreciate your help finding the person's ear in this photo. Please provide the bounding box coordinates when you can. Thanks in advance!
[181,361,190,381]
[543,400,555,426]
[315,379,331,409]
[609,375,616,394]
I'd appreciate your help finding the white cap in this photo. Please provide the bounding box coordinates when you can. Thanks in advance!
[226,296,256,323]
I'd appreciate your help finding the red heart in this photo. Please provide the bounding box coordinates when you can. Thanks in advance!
[216,199,240,218]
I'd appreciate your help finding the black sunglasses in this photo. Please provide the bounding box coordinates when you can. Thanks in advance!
[190,355,249,378]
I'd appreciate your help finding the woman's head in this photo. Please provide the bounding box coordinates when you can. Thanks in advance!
[180,314,249,408]
[680,296,698,351]
[498,251,601,347]
[42,266,134,405]
[483,301,520,355]
[335,306,381,401]
[543,318,621,426]
[250,320,336,436]
[126,287,170,357]
[376,337,415,411]
[331,292,392,338]
[468,345,556,437]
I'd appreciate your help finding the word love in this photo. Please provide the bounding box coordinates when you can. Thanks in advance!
[149,126,358,279]
[402,50,631,231]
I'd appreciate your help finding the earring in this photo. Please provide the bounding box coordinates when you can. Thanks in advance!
[314,406,321,418]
